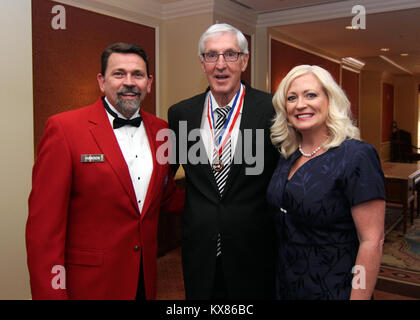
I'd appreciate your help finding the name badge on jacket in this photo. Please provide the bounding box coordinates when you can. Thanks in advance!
[81,154,105,163]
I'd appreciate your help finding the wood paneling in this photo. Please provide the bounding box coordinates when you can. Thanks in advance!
[32,0,156,150]
[342,68,360,124]
[270,39,340,94]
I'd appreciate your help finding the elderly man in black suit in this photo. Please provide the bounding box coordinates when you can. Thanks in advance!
[168,23,279,300]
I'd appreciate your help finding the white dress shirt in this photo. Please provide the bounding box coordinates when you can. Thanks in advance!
[104,97,153,213]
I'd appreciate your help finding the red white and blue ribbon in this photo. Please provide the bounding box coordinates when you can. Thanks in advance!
[207,84,245,158]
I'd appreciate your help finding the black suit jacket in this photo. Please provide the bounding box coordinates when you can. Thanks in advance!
[168,82,279,299]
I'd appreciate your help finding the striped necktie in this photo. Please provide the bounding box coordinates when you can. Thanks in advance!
[212,105,231,257]
[213,106,232,194]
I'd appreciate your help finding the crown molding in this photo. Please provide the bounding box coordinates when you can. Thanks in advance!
[257,0,420,27]
[109,0,162,19]
[161,0,213,20]
[53,0,162,23]
[213,0,257,26]
[56,0,257,24]
[54,0,420,27]
[342,57,365,73]
[161,0,257,24]
[55,0,213,21]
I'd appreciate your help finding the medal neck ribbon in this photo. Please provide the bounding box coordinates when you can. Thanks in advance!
[207,85,245,156]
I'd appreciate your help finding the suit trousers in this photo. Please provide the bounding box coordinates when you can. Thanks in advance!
[135,256,146,300]
[211,256,228,299]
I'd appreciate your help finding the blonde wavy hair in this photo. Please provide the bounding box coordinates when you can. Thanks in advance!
[270,65,360,158]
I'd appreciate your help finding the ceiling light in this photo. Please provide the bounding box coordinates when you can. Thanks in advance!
[345,25,358,30]
[400,53,409,56]
[380,48,390,52]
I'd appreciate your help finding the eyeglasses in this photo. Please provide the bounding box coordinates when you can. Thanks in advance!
[201,51,243,63]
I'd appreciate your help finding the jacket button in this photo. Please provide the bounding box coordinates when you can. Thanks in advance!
[134,246,140,252]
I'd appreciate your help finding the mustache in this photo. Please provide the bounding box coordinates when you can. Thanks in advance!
[117,87,142,97]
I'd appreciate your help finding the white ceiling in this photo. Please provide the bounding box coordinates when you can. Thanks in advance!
[151,0,420,76]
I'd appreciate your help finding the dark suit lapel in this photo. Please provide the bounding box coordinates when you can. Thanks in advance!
[87,98,140,215]
[187,92,222,197]
[186,93,206,132]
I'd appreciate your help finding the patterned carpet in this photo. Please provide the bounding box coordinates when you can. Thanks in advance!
[377,214,420,298]
[156,215,420,300]
[156,247,185,300]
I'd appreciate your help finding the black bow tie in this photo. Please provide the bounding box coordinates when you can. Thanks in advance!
[112,117,142,129]
[103,98,142,129]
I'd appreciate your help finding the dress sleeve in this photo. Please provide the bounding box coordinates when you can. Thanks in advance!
[343,141,386,206]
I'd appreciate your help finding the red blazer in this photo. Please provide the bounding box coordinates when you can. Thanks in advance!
[26,98,183,300]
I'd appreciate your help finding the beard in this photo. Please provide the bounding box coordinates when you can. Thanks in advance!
[116,86,142,117]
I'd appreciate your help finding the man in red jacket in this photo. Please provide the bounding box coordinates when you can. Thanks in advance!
[26,42,183,300]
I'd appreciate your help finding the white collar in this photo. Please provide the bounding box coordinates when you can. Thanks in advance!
[208,84,244,114]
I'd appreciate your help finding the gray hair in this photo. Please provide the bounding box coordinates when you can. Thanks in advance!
[198,23,249,57]
[270,65,360,158]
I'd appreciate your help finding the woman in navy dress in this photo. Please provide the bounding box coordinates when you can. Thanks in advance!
[267,65,386,300]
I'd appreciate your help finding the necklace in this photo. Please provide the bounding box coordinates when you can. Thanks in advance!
[299,143,322,157]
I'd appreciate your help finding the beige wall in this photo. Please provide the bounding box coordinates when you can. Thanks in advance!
[159,13,213,120]
[394,75,418,140]
[254,26,269,91]
[0,0,33,299]
[360,70,383,152]
[379,72,396,160]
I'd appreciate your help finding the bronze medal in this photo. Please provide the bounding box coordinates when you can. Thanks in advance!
[212,157,224,172]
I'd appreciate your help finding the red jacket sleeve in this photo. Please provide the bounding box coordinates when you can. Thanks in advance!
[26,117,71,299]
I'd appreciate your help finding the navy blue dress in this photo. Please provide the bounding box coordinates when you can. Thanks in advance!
[266,139,385,300]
